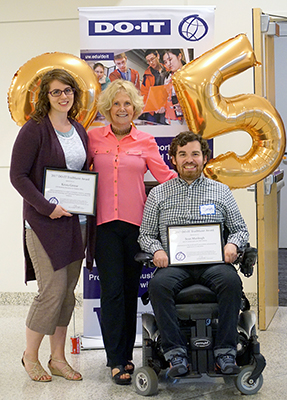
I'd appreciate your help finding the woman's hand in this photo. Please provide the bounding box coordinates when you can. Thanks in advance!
[49,205,72,219]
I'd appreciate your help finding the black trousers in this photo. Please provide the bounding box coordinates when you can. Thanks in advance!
[149,263,243,360]
[95,220,142,367]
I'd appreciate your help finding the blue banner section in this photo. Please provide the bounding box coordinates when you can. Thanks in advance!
[88,20,171,36]
[138,267,155,297]
[83,266,101,299]
[155,137,213,169]
[154,137,173,168]
[83,265,155,300]
[81,52,114,62]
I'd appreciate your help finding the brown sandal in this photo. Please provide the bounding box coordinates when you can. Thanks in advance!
[22,353,52,382]
[48,357,82,380]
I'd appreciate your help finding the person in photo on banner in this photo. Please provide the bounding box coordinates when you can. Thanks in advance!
[10,69,88,382]
[138,131,249,377]
[93,62,111,123]
[109,53,140,91]
[93,62,111,91]
[140,49,167,125]
[162,49,186,124]
[88,79,177,385]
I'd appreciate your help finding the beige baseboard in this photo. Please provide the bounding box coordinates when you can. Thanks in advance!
[0,292,83,306]
[0,292,256,307]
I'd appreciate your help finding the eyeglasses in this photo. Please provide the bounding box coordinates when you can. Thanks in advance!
[48,87,75,97]
[146,56,157,65]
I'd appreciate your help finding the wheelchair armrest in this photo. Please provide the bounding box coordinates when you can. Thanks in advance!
[134,252,155,268]
[237,244,257,278]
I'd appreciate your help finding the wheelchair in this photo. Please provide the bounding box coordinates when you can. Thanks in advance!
[133,245,266,396]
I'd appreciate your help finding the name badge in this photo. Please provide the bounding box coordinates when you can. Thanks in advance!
[200,204,215,215]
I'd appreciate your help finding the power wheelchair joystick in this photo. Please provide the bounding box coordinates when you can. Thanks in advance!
[236,244,257,278]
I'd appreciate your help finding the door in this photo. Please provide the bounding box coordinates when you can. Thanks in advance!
[252,8,286,329]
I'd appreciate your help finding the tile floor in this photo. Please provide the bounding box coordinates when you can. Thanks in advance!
[1,304,286,400]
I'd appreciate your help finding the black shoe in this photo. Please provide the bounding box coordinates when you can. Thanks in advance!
[124,361,135,375]
[167,355,189,378]
[111,366,132,385]
[215,354,240,374]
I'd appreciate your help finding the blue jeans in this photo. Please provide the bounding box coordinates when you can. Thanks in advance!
[148,263,242,360]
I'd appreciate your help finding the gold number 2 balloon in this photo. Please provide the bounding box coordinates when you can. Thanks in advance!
[8,52,100,130]
[173,34,286,189]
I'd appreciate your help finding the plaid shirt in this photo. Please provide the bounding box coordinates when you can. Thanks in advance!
[138,176,249,255]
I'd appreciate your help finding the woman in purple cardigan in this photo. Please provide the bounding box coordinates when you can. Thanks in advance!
[10,69,88,382]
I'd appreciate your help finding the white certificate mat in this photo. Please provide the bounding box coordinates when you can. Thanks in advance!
[167,223,224,266]
[43,168,98,216]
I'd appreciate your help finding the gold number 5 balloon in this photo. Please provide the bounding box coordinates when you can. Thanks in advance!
[8,52,100,129]
[173,34,286,189]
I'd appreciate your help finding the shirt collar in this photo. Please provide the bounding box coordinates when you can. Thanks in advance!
[177,174,205,187]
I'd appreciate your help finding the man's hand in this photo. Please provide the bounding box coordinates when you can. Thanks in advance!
[153,250,169,268]
[224,243,238,264]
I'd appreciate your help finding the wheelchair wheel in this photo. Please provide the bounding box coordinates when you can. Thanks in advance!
[134,366,158,396]
[235,365,263,395]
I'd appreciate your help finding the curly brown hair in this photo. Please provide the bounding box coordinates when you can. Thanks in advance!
[168,131,211,171]
[31,69,82,123]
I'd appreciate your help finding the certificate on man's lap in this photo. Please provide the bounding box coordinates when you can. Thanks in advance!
[167,223,224,266]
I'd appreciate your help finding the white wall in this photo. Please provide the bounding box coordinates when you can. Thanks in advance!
[1,0,287,294]
[274,35,287,248]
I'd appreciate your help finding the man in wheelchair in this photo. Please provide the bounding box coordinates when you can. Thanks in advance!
[138,131,250,378]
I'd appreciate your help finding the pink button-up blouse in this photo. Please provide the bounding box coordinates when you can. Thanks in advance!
[88,125,177,226]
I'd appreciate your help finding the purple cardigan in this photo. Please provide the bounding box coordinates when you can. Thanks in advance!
[10,115,93,282]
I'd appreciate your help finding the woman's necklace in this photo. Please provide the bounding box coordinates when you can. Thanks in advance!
[111,125,132,136]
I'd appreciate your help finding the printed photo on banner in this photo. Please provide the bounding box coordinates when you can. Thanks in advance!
[81,48,194,128]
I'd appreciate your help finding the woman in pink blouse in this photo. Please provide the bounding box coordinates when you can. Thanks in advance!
[88,80,177,385]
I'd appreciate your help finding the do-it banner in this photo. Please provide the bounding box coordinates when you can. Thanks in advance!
[78,6,215,348]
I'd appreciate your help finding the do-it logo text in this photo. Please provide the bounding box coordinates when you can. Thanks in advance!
[88,20,171,36]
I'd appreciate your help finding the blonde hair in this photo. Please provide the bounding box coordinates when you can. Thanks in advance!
[97,79,144,121]
[114,53,127,60]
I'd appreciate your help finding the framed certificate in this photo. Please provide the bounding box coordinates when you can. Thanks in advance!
[43,168,98,216]
[167,223,224,266]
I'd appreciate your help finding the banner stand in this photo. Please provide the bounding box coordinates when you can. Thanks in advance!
[79,5,215,350]
[82,270,154,350]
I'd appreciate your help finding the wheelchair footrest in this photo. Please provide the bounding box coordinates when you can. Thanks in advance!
[175,371,203,379]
